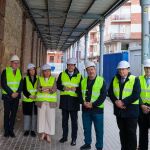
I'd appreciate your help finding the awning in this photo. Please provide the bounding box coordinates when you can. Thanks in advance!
[22,0,128,50]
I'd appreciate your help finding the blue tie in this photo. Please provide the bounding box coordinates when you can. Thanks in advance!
[121,78,125,83]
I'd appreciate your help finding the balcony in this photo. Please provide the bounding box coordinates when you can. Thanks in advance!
[111,33,130,40]
[111,14,131,22]
[90,38,98,45]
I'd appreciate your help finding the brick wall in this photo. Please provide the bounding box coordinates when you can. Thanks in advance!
[0,0,46,130]
[22,18,33,74]
[3,0,23,69]
[2,0,46,72]
[0,0,6,130]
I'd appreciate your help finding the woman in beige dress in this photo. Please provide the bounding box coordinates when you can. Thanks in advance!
[36,64,57,143]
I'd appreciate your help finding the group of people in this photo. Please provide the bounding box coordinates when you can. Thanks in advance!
[0,54,150,150]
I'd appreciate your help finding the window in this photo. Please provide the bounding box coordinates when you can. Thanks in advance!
[121,43,129,50]
[49,56,54,62]
[61,56,63,63]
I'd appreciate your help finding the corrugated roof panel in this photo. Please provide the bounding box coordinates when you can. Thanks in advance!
[88,0,117,14]
[26,0,46,9]
[65,18,80,28]
[70,0,92,13]
[35,18,48,24]
[71,32,82,36]
[23,0,128,50]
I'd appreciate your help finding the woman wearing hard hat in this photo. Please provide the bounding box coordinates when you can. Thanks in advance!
[36,64,57,143]
[22,63,38,137]
[138,59,150,150]
[108,60,141,150]
[1,55,23,138]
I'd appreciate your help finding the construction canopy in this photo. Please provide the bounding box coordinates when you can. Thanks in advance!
[22,0,128,50]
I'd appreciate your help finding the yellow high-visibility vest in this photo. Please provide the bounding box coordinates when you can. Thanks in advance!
[113,75,139,104]
[60,71,81,97]
[2,67,22,94]
[139,75,150,104]
[81,76,104,109]
[23,76,38,102]
[36,76,57,102]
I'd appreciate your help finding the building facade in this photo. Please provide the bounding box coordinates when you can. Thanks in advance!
[104,0,141,53]
[87,0,141,59]
[47,50,63,73]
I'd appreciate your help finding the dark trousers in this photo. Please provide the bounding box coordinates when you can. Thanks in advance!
[138,113,150,150]
[3,98,19,133]
[116,117,138,150]
[62,109,78,140]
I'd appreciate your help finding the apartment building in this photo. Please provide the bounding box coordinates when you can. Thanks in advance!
[104,0,141,53]
[89,0,141,57]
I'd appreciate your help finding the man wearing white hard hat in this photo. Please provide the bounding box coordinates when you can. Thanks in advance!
[1,55,23,138]
[108,60,141,150]
[36,64,57,143]
[57,58,82,146]
[80,61,106,150]
[138,59,150,150]
[22,63,38,137]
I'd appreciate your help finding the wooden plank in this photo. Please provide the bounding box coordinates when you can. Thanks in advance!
[0,15,4,41]
[0,40,4,65]
[0,0,6,17]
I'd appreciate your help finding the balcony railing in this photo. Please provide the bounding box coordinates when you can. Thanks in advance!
[111,14,131,21]
[111,33,130,40]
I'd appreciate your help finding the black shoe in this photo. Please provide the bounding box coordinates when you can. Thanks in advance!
[9,131,15,138]
[59,137,67,143]
[80,144,91,150]
[71,139,76,146]
[4,131,9,137]
[30,131,36,137]
[24,131,30,136]
[97,148,102,150]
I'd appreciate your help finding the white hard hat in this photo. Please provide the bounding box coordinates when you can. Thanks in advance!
[67,58,77,64]
[42,64,51,71]
[85,61,96,69]
[10,55,20,61]
[117,60,130,69]
[144,59,150,67]
[27,63,35,70]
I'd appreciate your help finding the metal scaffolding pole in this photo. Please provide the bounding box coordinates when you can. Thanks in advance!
[72,44,75,58]
[63,50,67,70]
[99,20,105,76]
[77,41,80,68]
[85,34,88,63]
[84,33,89,76]
[140,0,150,72]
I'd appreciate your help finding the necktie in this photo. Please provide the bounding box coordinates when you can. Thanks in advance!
[121,78,125,83]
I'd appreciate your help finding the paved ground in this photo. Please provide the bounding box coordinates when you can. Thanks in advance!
[0,100,149,150]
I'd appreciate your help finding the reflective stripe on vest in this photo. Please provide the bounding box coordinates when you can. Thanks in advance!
[139,75,150,104]
[60,71,81,97]
[113,75,139,105]
[81,76,104,109]
[2,67,22,94]
[36,76,57,102]
[23,76,38,102]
